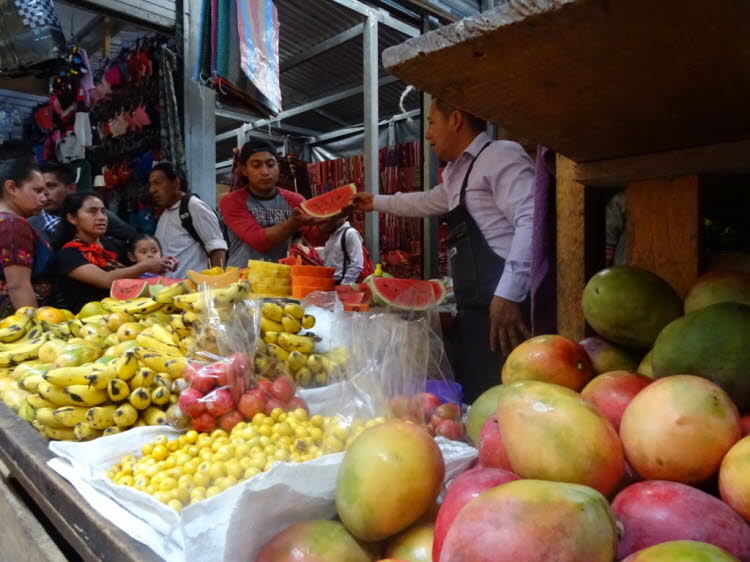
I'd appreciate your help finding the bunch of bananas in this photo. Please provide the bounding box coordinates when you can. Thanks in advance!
[245,260,291,297]
[0,309,50,368]
[257,301,347,388]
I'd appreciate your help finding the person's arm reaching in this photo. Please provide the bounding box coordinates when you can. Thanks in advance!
[352,182,451,217]
[66,259,169,289]
[220,191,319,253]
[4,265,38,309]
[208,250,226,268]
[489,143,535,355]
[341,230,364,284]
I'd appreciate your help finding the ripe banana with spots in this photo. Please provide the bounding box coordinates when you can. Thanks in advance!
[281,314,302,334]
[51,406,89,427]
[154,283,186,304]
[142,406,167,426]
[0,335,48,366]
[0,311,34,343]
[111,297,163,316]
[301,314,316,330]
[137,351,186,379]
[277,333,315,354]
[103,426,121,436]
[129,387,151,410]
[283,303,304,321]
[73,422,101,441]
[114,351,139,381]
[64,385,109,407]
[129,367,156,391]
[286,350,308,373]
[261,302,284,323]
[260,317,283,334]
[150,386,170,406]
[45,426,76,441]
[18,373,45,393]
[107,378,130,402]
[266,343,290,361]
[151,324,179,347]
[27,393,55,409]
[136,333,182,357]
[35,407,68,428]
[37,381,76,407]
[113,403,138,427]
[86,405,117,430]
[0,323,44,351]
[43,366,95,387]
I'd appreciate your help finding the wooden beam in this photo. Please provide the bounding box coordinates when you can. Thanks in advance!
[573,140,750,187]
[626,175,701,297]
[556,155,587,340]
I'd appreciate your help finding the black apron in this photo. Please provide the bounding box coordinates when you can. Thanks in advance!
[445,142,506,402]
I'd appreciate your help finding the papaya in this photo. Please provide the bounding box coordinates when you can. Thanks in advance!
[582,266,682,349]
[652,302,750,412]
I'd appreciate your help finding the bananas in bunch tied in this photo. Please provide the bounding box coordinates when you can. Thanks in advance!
[245,260,291,297]
[257,300,346,389]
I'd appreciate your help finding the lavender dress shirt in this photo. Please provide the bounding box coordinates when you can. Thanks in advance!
[373,132,535,303]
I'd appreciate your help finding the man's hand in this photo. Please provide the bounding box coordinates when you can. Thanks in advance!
[351,192,374,212]
[291,207,325,226]
[489,296,531,356]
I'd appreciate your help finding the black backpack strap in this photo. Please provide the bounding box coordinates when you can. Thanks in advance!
[339,227,351,283]
[179,194,206,252]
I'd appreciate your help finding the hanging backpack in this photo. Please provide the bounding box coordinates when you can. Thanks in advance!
[178,194,231,257]
[341,227,374,284]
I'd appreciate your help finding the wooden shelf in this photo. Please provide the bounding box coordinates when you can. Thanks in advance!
[0,405,160,561]
[382,0,750,163]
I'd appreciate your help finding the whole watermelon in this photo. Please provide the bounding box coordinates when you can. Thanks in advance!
[651,302,750,412]
[582,266,682,349]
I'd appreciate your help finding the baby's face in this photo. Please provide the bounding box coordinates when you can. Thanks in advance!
[133,239,161,262]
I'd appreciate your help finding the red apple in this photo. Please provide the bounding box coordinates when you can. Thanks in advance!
[257,379,274,397]
[191,369,217,393]
[192,411,216,432]
[270,375,295,403]
[435,419,464,441]
[238,389,266,419]
[178,388,205,418]
[434,402,461,422]
[477,414,512,471]
[204,388,234,417]
[219,410,244,433]
[264,398,286,415]
[415,392,441,423]
[183,362,201,384]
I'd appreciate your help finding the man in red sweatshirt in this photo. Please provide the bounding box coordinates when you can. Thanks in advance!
[220,141,329,267]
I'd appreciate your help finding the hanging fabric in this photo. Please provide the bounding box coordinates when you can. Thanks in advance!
[158,44,186,172]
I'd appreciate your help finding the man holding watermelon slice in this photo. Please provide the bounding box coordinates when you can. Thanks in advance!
[353,100,535,401]
[220,141,332,267]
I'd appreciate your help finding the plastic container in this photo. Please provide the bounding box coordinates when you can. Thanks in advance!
[290,265,335,278]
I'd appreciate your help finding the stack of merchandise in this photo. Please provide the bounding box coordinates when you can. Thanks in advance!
[290,266,335,299]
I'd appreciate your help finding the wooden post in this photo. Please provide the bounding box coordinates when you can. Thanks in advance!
[556,155,587,340]
[625,176,701,297]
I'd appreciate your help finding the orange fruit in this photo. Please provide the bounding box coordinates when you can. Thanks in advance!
[36,306,67,324]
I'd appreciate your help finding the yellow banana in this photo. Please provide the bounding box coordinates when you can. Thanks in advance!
[306,354,329,374]
[0,323,44,351]
[103,426,122,436]
[263,331,279,345]
[51,406,89,427]
[107,378,130,402]
[73,422,101,441]
[128,387,151,410]
[313,372,328,387]
[283,303,305,321]
[35,407,68,428]
[37,381,76,406]
[26,393,55,409]
[277,333,315,354]
[86,368,116,391]
[86,405,117,430]
[136,333,182,357]
[18,402,36,422]
[295,367,313,387]
[260,317,283,334]
[286,350,308,373]
[142,406,167,426]
[261,302,284,323]
[134,417,148,428]
[137,351,186,379]
[151,324,179,347]
[0,311,33,343]
[113,297,163,316]
[281,314,302,334]
[150,386,170,406]
[153,374,171,389]
[113,403,138,427]
[0,335,48,366]
[155,283,186,304]
[301,314,316,330]
[114,351,139,381]
[45,426,76,441]
[18,373,45,393]
[63,385,109,407]
[182,310,202,325]
[266,343,290,361]
[129,367,156,391]
[68,319,82,337]
[41,320,71,339]
[44,366,95,387]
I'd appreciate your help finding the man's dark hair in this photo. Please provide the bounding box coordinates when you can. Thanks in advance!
[41,162,75,186]
[150,162,188,192]
[239,141,277,164]
[433,99,487,133]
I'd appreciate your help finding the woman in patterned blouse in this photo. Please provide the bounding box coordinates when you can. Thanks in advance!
[0,142,55,317]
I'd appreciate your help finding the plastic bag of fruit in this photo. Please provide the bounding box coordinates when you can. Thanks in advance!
[320,304,466,442]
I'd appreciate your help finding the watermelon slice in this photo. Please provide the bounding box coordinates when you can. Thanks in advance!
[429,279,447,305]
[300,184,357,218]
[111,279,148,300]
[366,277,441,311]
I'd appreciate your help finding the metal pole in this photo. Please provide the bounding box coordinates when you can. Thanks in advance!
[363,13,379,263]
[183,0,216,204]
[421,16,439,279]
